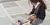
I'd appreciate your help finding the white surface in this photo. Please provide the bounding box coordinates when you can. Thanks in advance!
[0,16,12,25]
[11,14,29,22]
[2,2,18,8]
[0,0,19,3]
[0,4,7,17]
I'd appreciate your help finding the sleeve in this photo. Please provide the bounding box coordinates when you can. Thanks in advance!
[37,6,45,20]
[29,7,35,15]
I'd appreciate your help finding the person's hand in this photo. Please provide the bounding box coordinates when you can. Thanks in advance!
[23,21,31,25]
[15,22,20,25]
[24,13,30,16]
[30,15,36,20]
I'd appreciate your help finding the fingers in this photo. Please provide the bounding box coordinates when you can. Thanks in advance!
[25,13,30,16]
[30,15,36,20]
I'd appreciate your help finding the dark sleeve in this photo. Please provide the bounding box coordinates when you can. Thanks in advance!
[29,7,35,15]
[37,5,45,20]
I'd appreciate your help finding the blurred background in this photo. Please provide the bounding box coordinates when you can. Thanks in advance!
[0,0,50,25]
